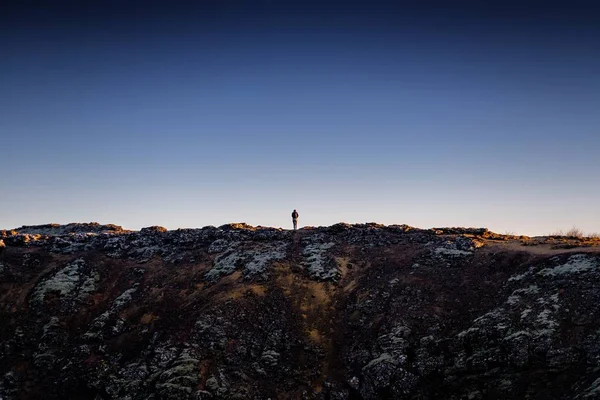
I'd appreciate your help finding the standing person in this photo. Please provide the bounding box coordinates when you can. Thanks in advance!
[291,209,299,230]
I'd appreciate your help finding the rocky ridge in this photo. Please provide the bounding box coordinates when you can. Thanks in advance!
[1,222,600,399]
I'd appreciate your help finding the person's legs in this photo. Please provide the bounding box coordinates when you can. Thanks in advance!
[293,219,297,230]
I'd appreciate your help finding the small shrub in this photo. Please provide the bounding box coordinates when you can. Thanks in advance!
[565,227,584,238]
[549,228,587,238]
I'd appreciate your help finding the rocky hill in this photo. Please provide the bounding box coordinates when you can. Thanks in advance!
[1,223,600,399]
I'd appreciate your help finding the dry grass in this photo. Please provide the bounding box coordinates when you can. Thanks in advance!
[549,227,600,240]
[551,227,585,238]
[565,227,585,238]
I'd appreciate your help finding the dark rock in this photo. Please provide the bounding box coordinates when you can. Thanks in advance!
[546,347,582,368]
[14,222,125,235]
[0,230,17,239]
[218,223,255,231]
[456,236,478,251]
[140,225,168,234]
[0,223,599,399]
[433,227,489,236]
[5,233,38,246]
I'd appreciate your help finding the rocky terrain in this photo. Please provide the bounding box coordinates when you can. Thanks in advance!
[1,222,600,399]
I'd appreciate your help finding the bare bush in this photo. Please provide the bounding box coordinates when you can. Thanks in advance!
[549,228,587,238]
[565,227,585,238]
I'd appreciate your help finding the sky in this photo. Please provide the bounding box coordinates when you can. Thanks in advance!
[1,1,599,235]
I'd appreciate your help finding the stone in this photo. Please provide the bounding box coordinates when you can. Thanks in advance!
[0,222,599,399]
[141,226,168,234]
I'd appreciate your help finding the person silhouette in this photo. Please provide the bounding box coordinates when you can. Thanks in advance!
[291,209,299,230]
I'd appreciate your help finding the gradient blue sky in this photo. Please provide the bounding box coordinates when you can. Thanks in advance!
[1,1,599,235]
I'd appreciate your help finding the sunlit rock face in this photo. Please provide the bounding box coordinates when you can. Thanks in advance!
[1,222,600,399]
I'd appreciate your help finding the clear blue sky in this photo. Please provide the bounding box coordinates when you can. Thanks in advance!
[1,1,599,235]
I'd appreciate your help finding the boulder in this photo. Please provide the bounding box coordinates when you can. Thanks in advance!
[140,226,168,234]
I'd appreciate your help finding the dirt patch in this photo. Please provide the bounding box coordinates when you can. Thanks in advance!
[488,241,600,255]
[140,312,158,324]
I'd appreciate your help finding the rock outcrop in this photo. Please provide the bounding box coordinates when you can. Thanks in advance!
[0,222,599,399]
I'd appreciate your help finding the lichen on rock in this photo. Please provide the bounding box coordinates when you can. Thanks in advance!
[302,236,337,280]
[205,241,287,281]
[31,259,97,308]
[538,254,598,276]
